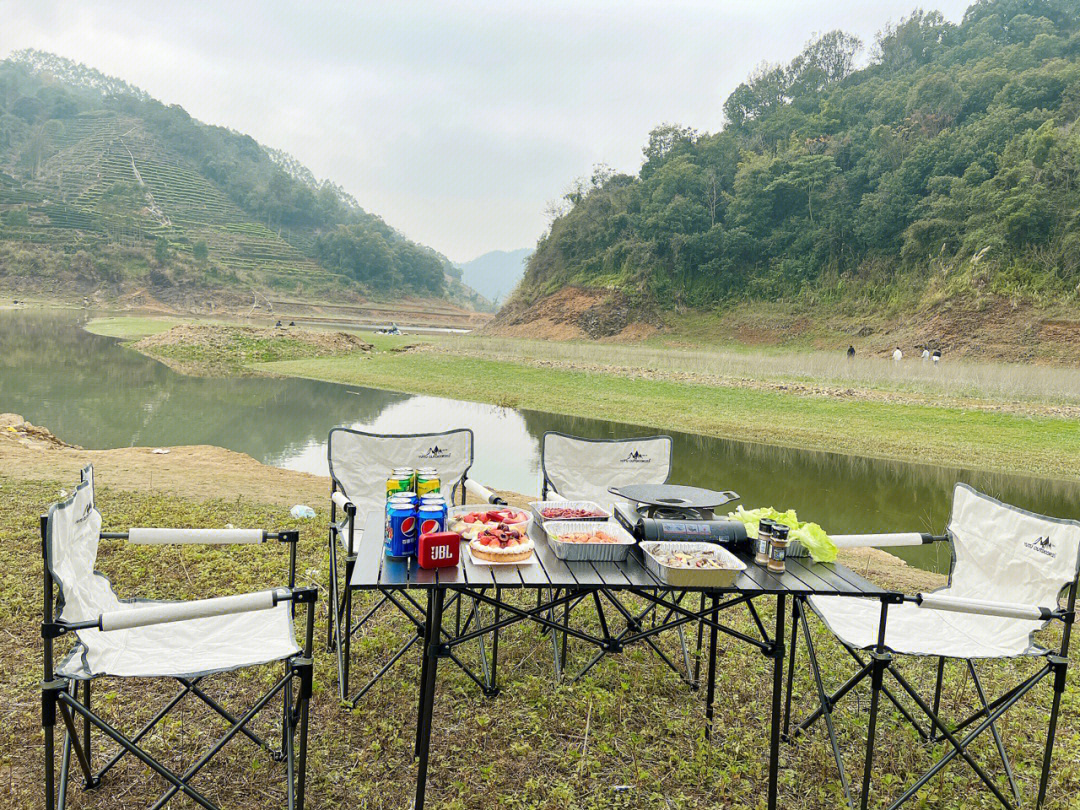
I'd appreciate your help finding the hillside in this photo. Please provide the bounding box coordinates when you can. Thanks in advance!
[456,248,531,304]
[0,50,485,310]
[501,0,1080,348]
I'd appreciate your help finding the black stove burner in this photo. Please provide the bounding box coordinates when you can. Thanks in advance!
[635,503,715,521]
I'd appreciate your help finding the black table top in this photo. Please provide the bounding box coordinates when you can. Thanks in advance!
[351,512,896,598]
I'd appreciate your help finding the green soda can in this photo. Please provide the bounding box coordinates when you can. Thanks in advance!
[386,473,412,497]
[416,469,441,496]
[392,467,417,491]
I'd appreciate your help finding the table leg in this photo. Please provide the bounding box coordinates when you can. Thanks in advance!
[704,594,719,740]
[768,594,787,810]
[414,588,444,810]
[859,599,890,810]
[415,591,432,758]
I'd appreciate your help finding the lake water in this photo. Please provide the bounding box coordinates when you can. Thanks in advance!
[4,308,1079,573]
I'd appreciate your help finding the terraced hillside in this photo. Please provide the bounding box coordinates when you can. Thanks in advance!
[0,51,487,311]
[1,110,342,291]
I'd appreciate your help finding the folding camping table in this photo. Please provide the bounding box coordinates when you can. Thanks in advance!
[351,511,901,810]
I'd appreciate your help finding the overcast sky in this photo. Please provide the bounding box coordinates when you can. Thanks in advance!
[2,1,972,262]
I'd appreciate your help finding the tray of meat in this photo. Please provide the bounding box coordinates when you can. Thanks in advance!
[543,520,635,561]
[530,501,611,522]
[639,542,746,588]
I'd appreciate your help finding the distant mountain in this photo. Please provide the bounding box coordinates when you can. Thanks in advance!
[457,248,531,304]
[0,50,482,307]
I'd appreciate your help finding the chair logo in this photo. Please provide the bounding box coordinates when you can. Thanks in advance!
[76,500,94,524]
[420,445,451,459]
[1024,536,1055,558]
[622,450,651,463]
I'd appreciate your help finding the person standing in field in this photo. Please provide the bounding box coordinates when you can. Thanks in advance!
[921,347,930,361]
[847,345,855,359]
[893,346,903,362]
[932,349,941,364]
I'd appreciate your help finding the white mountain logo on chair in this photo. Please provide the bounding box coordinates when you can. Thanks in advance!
[622,450,651,463]
[420,445,451,459]
[1024,536,1056,558]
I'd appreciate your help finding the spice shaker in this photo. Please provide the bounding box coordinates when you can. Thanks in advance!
[768,524,790,573]
[755,519,774,566]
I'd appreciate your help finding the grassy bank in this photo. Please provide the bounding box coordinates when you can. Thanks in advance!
[83,315,188,340]
[259,349,1080,481]
[4,474,1076,809]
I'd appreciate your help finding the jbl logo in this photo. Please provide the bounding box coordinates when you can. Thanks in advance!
[430,545,452,561]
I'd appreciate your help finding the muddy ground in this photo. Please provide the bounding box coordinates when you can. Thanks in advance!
[485,286,1080,364]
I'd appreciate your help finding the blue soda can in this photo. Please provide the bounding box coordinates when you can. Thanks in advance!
[418,501,447,537]
[387,502,418,557]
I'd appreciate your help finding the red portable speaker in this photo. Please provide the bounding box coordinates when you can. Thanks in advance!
[418,531,460,569]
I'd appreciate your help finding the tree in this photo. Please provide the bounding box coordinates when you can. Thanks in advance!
[787,31,862,96]
[154,237,170,265]
[192,240,208,262]
[641,124,697,177]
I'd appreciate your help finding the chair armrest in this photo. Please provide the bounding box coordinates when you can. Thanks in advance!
[464,478,507,505]
[331,491,356,515]
[114,528,267,545]
[914,593,1060,621]
[832,532,947,549]
[98,588,295,631]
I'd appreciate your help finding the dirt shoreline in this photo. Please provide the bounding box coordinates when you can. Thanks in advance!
[2,413,943,593]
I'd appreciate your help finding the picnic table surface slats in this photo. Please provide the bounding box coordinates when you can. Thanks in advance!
[354,513,898,600]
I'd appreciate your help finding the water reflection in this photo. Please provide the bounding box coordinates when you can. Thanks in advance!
[4,309,1078,572]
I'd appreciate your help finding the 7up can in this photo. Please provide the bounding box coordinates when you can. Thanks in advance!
[416,468,441,496]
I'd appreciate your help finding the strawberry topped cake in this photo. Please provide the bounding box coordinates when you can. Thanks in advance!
[469,525,534,563]
[448,508,530,541]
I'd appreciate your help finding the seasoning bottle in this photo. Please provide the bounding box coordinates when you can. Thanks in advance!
[755,519,773,566]
[768,524,790,574]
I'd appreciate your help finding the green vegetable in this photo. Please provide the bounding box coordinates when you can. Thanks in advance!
[725,506,837,563]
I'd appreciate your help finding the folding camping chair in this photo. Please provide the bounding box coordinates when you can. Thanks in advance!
[539,431,702,684]
[327,427,499,704]
[785,483,1078,810]
[41,465,317,810]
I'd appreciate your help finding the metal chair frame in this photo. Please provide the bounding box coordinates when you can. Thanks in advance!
[325,428,497,705]
[41,475,317,810]
[784,533,1077,810]
[537,431,702,686]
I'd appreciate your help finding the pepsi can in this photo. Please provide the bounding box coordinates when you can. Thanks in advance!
[387,502,418,557]
[418,501,447,537]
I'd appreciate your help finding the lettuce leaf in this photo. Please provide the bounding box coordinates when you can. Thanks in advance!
[724,506,838,563]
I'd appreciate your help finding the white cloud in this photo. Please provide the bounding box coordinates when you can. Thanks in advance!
[2,0,972,261]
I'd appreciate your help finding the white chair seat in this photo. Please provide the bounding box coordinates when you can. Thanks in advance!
[58,603,300,679]
[808,595,1048,660]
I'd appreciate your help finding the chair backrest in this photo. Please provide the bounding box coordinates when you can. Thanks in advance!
[945,483,1080,607]
[45,464,121,623]
[327,427,474,522]
[541,432,673,505]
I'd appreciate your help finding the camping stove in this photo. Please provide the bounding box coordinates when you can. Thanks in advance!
[609,484,751,553]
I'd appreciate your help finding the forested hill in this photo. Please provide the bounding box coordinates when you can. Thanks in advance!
[513,0,1080,319]
[0,51,482,306]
